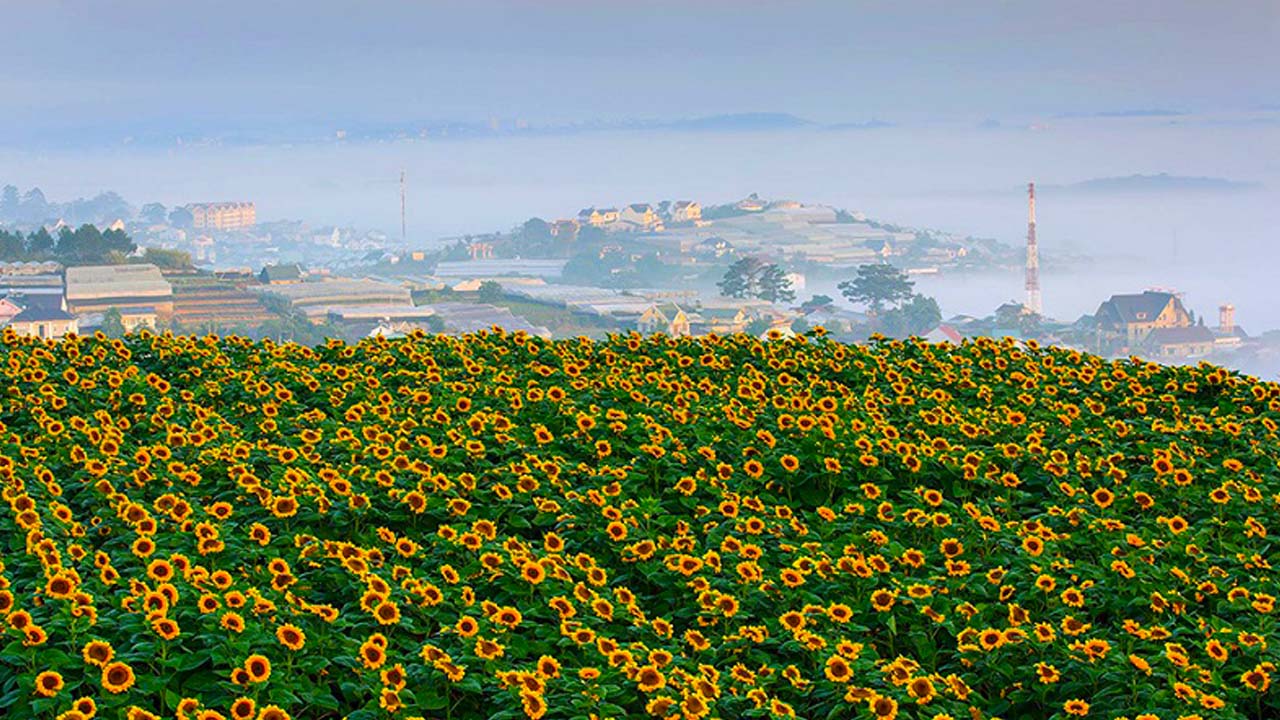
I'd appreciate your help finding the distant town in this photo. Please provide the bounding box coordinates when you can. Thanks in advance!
[1,182,1277,378]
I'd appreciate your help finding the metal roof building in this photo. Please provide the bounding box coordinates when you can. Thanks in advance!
[434,259,568,279]
[258,279,412,309]
[64,264,174,315]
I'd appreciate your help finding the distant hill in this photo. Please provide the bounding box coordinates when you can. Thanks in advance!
[1055,109,1187,119]
[824,119,894,131]
[1043,173,1263,194]
[666,113,813,132]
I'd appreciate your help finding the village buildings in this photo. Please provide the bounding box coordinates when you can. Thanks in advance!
[189,202,257,231]
[64,264,174,316]
[4,295,78,339]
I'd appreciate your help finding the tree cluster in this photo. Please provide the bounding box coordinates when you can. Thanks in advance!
[717,256,795,303]
[838,264,941,338]
[1,185,133,226]
[0,224,137,265]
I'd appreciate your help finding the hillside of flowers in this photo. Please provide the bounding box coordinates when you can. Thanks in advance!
[0,327,1277,720]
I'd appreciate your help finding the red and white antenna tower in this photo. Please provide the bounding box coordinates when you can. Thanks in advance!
[400,170,407,245]
[1025,182,1042,315]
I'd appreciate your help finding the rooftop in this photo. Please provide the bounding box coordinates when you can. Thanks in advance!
[433,259,568,279]
[65,264,172,300]
[1145,325,1216,345]
[259,279,411,306]
[1097,291,1178,324]
[9,305,75,323]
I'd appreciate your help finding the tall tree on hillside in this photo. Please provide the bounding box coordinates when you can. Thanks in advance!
[0,230,24,260]
[55,224,103,263]
[717,256,767,299]
[55,227,75,258]
[142,247,192,269]
[139,202,168,225]
[100,307,125,338]
[720,256,797,304]
[758,264,796,304]
[477,281,504,302]
[102,227,136,257]
[838,263,915,315]
[521,218,552,243]
[25,227,54,256]
[53,224,135,264]
[880,294,942,338]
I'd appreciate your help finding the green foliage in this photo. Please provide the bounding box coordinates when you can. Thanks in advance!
[745,317,773,335]
[718,256,794,303]
[141,247,192,269]
[718,257,762,298]
[25,228,54,257]
[53,224,136,264]
[100,307,125,338]
[0,333,1275,719]
[758,264,796,304]
[0,224,137,263]
[139,202,168,225]
[838,263,915,314]
[878,293,942,338]
[800,294,834,312]
[0,230,24,259]
[477,280,504,302]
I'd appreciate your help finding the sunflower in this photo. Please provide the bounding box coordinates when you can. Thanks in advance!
[1062,699,1089,716]
[1241,667,1272,692]
[373,601,401,625]
[82,640,114,667]
[243,654,271,683]
[906,676,935,703]
[276,624,305,651]
[152,618,181,640]
[475,637,505,660]
[520,691,547,720]
[868,695,898,719]
[870,589,896,612]
[34,670,64,697]
[257,706,290,720]
[824,655,852,683]
[101,661,136,694]
[536,655,561,679]
[360,639,387,670]
[636,665,666,692]
[45,574,76,599]
[229,698,256,720]
[520,562,546,585]
[493,607,523,629]
[978,629,1006,651]
[221,612,245,633]
[269,497,298,518]
[71,697,96,717]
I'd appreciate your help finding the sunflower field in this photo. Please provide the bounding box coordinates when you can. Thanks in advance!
[0,327,1277,720]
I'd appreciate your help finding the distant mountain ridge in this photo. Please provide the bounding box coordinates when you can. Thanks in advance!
[1041,173,1263,194]
[666,113,812,132]
[1055,109,1187,119]
[1,112,891,149]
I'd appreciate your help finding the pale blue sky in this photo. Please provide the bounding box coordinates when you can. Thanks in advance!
[2,0,1276,141]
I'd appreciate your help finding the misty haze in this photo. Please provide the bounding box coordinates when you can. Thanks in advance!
[5,4,1280,720]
